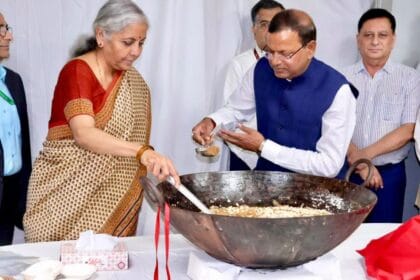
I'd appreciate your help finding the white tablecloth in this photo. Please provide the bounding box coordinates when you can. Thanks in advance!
[0,223,400,280]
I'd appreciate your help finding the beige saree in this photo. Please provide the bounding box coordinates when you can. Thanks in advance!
[23,68,151,242]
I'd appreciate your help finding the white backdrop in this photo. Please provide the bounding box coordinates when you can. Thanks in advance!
[2,0,385,235]
[1,0,373,173]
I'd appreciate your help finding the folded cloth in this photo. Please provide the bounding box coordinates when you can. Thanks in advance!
[357,215,420,279]
[187,251,241,280]
[0,251,38,277]
[240,253,341,280]
[303,253,341,280]
[187,250,341,280]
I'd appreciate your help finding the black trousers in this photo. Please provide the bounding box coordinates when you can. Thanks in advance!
[0,173,23,245]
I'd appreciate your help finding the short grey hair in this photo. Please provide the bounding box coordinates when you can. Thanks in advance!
[94,0,148,37]
[71,0,148,57]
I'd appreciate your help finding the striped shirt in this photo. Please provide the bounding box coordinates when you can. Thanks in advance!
[341,60,420,165]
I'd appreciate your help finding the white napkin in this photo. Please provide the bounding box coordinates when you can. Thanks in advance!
[225,118,258,169]
[187,251,341,280]
[75,230,118,251]
[303,253,341,280]
[239,268,323,280]
[187,251,241,280]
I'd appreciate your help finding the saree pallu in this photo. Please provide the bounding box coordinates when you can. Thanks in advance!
[23,68,151,242]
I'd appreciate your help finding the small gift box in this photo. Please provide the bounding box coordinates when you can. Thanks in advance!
[60,241,128,271]
[60,231,128,271]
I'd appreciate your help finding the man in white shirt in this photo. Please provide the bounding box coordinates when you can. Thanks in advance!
[192,9,357,179]
[224,0,284,171]
[341,9,420,222]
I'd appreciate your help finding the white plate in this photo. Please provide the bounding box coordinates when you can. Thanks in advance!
[21,260,62,280]
[61,263,96,280]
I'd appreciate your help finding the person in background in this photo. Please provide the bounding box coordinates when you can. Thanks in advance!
[223,0,284,171]
[23,0,179,242]
[192,9,357,178]
[341,8,420,222]
[415,110,420,160]
[0,12,32,245]
[414,109,420,210]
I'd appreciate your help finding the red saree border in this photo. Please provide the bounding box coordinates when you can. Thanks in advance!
[47,71,124,140]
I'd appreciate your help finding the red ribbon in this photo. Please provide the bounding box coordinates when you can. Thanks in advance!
[154,203,171,280]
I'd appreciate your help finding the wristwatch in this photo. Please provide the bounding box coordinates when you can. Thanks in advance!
[258,139,266,155]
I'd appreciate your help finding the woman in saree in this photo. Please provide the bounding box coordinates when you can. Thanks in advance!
[23,0,179,242]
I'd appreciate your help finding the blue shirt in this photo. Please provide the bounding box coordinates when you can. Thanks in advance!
[0,65,22,175]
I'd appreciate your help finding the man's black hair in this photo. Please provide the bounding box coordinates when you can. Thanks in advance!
[251,0,284,24]
[358,8,396,33]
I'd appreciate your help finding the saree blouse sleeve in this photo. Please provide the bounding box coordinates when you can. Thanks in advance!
[48,59,104,128]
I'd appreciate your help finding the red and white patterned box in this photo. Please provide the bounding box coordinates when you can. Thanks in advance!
[60,241,128,271]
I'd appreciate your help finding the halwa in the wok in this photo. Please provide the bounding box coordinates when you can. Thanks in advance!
[210,204,331,218]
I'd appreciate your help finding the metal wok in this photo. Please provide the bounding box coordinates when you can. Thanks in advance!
[141,162,377,268]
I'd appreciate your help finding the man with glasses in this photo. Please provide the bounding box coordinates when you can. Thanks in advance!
[192,9,357,178]
[341,9,420,222]
[0,12,32,245]
[223,0,284,171]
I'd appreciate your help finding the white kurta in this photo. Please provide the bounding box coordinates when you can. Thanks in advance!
[222,46,263,169]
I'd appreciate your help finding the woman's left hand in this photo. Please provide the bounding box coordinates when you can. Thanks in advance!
[140,150,180,185]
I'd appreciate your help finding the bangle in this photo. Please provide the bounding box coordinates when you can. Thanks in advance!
[258,139,266,155]
[136,144,154,163]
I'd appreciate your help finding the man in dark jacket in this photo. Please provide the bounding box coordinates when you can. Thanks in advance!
[192,9,357,179]
[0,12,32,245]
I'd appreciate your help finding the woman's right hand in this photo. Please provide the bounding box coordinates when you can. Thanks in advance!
[140,149,180,185]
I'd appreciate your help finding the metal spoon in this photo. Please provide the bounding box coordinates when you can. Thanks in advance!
[194,123,223,157]
[166,176,212,214]
[195,145,220,157]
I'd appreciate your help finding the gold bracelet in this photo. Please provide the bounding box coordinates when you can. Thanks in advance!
[136,144,155,163]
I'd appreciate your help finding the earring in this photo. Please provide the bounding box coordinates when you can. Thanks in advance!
[98,41,103,48]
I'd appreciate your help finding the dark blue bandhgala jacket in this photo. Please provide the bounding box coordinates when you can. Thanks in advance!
[254,57,353,178]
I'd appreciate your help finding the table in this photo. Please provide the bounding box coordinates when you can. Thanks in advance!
[0,223,400,280]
